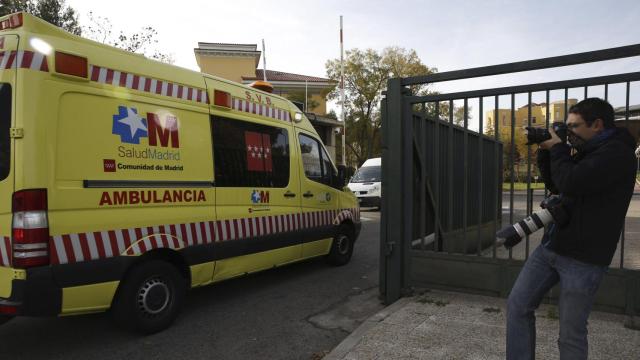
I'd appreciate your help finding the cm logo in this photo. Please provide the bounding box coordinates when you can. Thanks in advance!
[251,190,270,204]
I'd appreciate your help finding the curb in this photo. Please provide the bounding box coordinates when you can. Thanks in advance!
[323,297,413,360]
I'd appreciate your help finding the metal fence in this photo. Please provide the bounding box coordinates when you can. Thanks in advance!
[380,44,640,323]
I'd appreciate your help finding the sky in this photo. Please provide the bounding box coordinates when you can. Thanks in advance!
[66,0,640,128]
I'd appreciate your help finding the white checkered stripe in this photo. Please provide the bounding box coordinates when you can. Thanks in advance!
[232,97,291,122]
[48,208,359,265]
[0,50,49,71]
[89,65,209,105]
[0,236,11,267]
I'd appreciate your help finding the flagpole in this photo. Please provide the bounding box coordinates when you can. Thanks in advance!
[340,15,346,166]
[262,39,267,82]
[305,80,308,112]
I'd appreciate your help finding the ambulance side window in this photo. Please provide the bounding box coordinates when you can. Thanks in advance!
[299,134,332,186]
[212,116,290,187]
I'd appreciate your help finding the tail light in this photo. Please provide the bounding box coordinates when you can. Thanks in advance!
[0,304,18,314]
[12,189,49,268]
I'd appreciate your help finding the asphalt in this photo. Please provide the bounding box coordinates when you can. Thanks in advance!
[324,289,640,360]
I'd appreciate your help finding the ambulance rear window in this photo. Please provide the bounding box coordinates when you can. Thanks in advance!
[0,84,10,181]
[212,116,290,188]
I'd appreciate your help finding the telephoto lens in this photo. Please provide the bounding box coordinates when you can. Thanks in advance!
[496,195,566,249]
[496,208,554,249]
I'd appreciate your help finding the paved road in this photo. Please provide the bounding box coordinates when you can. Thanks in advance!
[0,210,383,360]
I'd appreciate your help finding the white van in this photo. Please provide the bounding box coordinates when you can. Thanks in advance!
[347,158,381,209]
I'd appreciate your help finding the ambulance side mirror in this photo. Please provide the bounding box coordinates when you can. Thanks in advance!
[336,165,348,188]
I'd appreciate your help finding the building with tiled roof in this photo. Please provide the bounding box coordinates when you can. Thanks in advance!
[194,42,342,160]
[243,69,332,83]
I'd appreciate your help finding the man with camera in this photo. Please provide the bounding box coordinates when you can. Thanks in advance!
[506,98,637,359]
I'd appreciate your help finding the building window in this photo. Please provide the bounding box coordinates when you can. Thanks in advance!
[502,115,506,126]
[532,116,536,123]
[212,116,290,187]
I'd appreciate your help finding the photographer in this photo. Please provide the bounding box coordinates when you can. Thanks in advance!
[506,98,637,360]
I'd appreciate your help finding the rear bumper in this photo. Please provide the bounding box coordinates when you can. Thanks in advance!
[0,267,61,317]
[0,255,133,318]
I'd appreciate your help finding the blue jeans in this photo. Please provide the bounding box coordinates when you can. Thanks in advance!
[506,245,606,360]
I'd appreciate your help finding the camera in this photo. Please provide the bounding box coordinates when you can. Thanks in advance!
[496,195,569,249]
[525,122,568,145]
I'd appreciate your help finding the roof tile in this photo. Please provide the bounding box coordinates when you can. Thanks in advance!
[243,69,333,83]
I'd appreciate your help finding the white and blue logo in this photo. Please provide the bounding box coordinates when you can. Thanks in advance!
[251,190,261,204]
[112,106,148,144]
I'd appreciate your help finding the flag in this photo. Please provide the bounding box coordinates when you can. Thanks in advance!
[245,131,273,172]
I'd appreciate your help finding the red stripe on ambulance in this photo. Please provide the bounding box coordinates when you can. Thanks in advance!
[47,208,359,265]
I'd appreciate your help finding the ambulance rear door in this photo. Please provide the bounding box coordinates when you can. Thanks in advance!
[0,33,18,273]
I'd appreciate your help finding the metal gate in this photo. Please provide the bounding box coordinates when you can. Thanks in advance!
[380,44,640,323]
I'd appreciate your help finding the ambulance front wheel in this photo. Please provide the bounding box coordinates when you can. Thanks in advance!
[112,259,187,334]
[327,224,354,266]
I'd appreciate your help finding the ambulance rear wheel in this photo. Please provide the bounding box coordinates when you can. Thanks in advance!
[112,260,186,334]
[327,224,354,266]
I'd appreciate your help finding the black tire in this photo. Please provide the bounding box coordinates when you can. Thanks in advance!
[112,260,186,334]
[327,224,354,266]
[0,315,14,326]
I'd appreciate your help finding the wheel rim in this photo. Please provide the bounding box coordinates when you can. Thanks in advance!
[137,277,171,317]
[336,234,350,255]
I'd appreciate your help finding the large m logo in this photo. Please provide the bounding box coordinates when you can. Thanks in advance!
[148,113,180,148]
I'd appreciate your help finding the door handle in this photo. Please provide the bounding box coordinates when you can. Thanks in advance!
[303,191,314,198]
[284,191,296,198]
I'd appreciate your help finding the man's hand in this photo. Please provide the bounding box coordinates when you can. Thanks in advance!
[539,126,562,150]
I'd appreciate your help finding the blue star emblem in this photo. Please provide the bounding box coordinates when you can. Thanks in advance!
[251,190,261,204]
[112,106,148,144]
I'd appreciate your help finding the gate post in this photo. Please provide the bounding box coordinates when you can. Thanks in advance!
[380,78,413,304]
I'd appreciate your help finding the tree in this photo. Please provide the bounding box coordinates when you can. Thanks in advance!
[325,110,338,120]
[485,121,535,182]
[453,105,473,126]
[82,11,174,64]
[0,0,81,35]
[326,47,436,166]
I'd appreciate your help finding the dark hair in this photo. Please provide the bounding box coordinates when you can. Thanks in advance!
[568,98,615,128]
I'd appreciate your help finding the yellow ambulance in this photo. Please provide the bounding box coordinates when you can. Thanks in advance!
[0,12,360,333]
